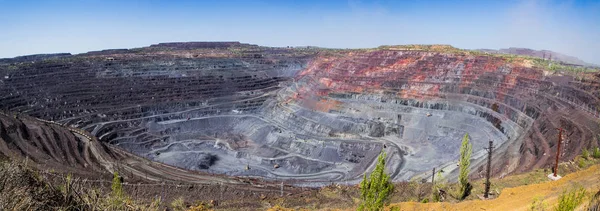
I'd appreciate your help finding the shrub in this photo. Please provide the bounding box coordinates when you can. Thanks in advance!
[358,152,394,211]
[149,196,162,210]
[529,196,547,211]
[577,158,586,168]
[431,171,448,202]
[592,147,600,159]
[582,148,589,160]
[554,188,586,211]
[61,173,75,205]
[408,177,426,202]
[389,206,401,211]
[171,197,187,211]
[188,202,213,211]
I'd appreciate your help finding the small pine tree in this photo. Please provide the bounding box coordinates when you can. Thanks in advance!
[111,172,123,199]
[458,133,473,200]
[359,152,394,211]
[110,171,125,209]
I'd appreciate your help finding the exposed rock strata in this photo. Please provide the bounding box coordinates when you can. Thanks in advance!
[0,44,598,184]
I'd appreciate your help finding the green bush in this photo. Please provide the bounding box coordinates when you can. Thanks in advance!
[582,148,589,160]
[554,188,586,211]
[577,158,586,168]
[358,152,394,211]
[592,147,600,159]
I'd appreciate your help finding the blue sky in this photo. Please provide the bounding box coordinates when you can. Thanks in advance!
[1,0,599,64]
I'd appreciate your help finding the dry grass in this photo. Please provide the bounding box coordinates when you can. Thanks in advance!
[0,160,164,211]
[386,164,600,211]
[3,152,599,211]
[0,161,79,210]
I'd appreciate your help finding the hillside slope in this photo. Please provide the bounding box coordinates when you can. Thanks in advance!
[0,112,117,177]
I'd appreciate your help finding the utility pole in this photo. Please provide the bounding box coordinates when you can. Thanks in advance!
[161,181,165,202]
[543,52,546,60]
[484,140,494,198]
[554,127,563,177]
[431,167,436,184]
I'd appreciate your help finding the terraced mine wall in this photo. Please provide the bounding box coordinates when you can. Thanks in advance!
[293,50,600,181]
[0,44,598,185]
[0,111,306,205]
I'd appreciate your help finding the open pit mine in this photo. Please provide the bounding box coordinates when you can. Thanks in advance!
[0,42,599,186]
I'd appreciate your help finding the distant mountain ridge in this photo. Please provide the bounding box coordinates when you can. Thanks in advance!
[1,44,596,68]
[0,53,72,63]
[477,47,597,67]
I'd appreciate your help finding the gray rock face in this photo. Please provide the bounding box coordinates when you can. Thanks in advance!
[155,151,219,170]
[368,121,385,137]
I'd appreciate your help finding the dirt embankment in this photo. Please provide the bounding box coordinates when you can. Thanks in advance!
[0,112,116,178]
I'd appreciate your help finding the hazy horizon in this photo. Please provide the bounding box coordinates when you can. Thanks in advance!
[1,0,599,64]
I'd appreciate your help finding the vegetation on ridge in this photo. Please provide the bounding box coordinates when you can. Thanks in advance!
[359,152,394,211]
